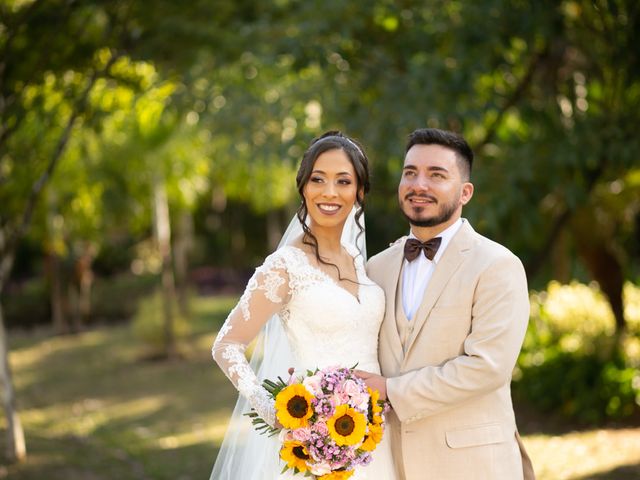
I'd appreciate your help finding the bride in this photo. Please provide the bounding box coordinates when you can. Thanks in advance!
[211,131,397,479]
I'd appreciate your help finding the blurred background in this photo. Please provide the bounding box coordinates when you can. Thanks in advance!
[1,0,639,478]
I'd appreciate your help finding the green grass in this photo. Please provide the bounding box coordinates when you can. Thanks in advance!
[1,295,237,480]
[1,294,639,479]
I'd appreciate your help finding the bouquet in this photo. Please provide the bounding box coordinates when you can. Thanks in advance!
[246,365,387,479]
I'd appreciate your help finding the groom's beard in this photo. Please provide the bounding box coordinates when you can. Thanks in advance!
[400,193,459,227]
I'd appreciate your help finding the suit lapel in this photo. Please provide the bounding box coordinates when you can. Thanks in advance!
[403,221,475,360]
[380,243,404,366]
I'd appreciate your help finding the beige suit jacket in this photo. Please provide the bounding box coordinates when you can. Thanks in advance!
[367,220,535,480]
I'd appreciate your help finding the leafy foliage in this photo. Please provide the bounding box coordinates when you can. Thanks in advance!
[515,281,640,423]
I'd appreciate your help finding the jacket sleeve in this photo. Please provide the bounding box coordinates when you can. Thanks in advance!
[386,254,529,423]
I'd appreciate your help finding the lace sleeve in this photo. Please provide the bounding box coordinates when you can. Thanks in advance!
[212,251,291,426]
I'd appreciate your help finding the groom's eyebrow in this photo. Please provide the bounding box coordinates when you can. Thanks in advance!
[402,165,449,172]
[402,165,449,174]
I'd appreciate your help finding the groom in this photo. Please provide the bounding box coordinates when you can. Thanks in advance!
[358,128,535,479]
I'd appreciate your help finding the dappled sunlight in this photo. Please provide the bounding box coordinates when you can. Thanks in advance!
[157,426,214,450]
[208,422,231,445]
[204,408,235,445]
[5,294,639,480]
[0,446,78,480]
[10,329,121,392]
[9,326,144,396]
[529,281,640,340]
[3,295,639,479]
[523,429,640,480]
[19,396,167,438]
[11,329,112,371]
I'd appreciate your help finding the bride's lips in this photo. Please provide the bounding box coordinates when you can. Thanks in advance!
[316,203,342,215]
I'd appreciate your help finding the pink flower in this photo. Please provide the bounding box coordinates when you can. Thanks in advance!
[342,379,360,397]
[303,374,322,396]
[345,447,358,460]
[330,392,349,406]
[312,421,328,435]
[292,426,312,442]
[349,391,370,411]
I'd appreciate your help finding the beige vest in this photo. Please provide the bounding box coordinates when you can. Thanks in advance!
[395,264,414,353]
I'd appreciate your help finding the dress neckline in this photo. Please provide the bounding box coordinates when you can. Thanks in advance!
[286,244,362,304]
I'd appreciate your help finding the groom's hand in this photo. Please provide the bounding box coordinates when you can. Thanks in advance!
[354,370,388,401]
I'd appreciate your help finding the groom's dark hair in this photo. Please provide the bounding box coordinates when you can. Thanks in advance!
[405,128,473,180]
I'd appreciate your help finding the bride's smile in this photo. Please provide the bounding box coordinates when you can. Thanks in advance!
[316,203,341,214]
[303,148,360,230]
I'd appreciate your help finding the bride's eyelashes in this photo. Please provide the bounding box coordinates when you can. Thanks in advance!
[309,176,353,185]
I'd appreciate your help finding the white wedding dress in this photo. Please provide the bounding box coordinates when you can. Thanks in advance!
[211,243,397,480]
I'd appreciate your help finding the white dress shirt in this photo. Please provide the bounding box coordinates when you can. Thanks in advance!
[401,218,464,320]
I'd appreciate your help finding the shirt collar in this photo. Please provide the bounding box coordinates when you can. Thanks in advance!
[407,218,464,264]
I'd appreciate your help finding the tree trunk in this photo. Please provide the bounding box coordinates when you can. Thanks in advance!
[173,211,192,318]
[230,209,246,267]
[70,242,95,331]
[266,209,282,252]
[76,246,94,327]
[577,242,626,334]
[46,191,68,334]
[550,229,571,283]
[525,208,573,280]
[48,253,68,334]
[0,299,26,462]
[68,283,81,333]
[153,173,177,358]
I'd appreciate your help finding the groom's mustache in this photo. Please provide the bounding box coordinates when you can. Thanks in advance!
[405,192,438,203]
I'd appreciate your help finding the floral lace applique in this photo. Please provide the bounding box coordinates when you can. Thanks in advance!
[211,249,293,426]
[237,255,289,321]
[212,244,384,426]
[220,343,275,425]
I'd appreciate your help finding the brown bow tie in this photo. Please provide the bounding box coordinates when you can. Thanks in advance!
[404,237,442,262]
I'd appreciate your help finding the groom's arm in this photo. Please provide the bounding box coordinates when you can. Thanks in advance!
[385,254,529,423]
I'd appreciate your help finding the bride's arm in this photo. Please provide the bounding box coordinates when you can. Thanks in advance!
[212,251,291,426]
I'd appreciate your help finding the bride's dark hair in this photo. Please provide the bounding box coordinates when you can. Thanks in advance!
[296,130,370,279]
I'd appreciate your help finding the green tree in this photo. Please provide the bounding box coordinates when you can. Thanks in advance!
[223,0,640,333]
[0,0,263,461]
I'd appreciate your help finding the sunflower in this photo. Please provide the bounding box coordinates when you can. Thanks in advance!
[319,470,354,480]
[367,387,382,415]
[367,387,384,425]
[327,404,367,446]
[275,384,315,429]
[280,440,310,472]
[360,422,384,451]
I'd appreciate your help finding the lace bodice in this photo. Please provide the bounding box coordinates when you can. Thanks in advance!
[212,244,385,424]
